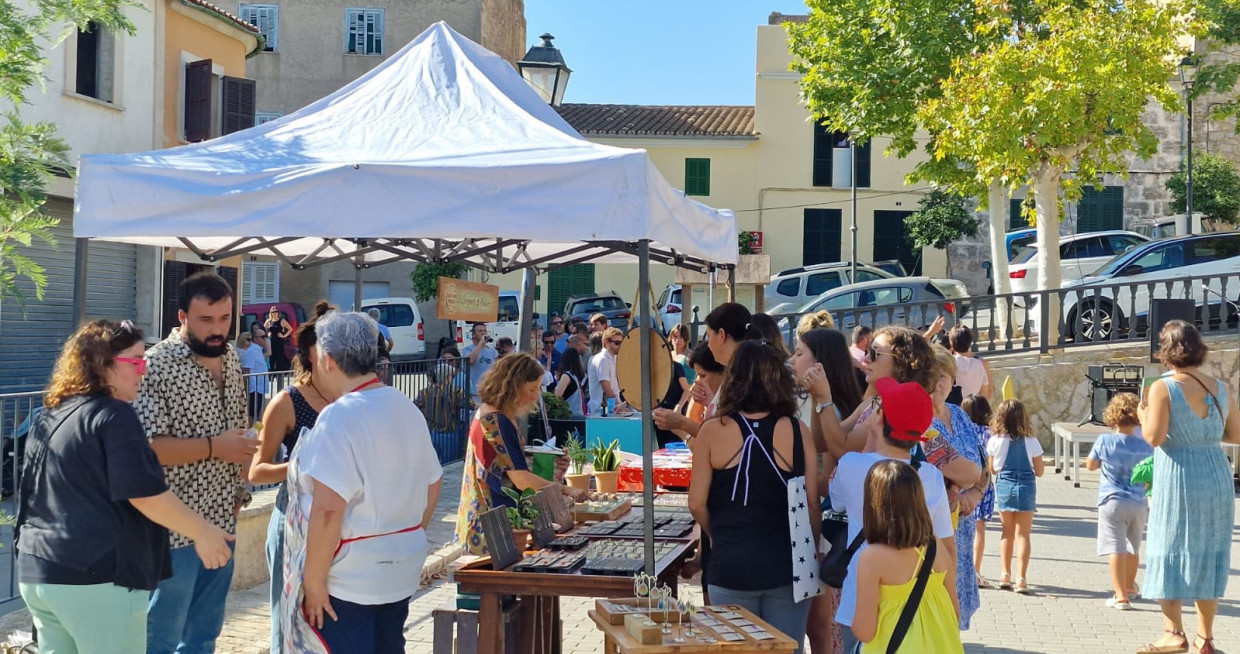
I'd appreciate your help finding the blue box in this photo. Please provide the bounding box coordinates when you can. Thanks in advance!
[585,415,645,456]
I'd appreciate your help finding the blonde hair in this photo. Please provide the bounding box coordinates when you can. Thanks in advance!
[796,310,835,340]
[932,345,956,380]
[602,327,624,343]
[1103,392,1140,429]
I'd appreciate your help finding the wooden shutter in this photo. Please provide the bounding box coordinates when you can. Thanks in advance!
[812,122,833,187]
[872,210,921,275]
[685,159,710,196]
[1010,199,1030,230]
[802,209,842,265]
[1077,186,1124,233]
[221,76,256,135]
[184,59,213,142]
[854,140,872,188]
[162,261,188,336]
[218,266,240,340]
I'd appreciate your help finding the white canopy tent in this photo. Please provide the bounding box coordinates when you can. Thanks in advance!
[74,21,737,574]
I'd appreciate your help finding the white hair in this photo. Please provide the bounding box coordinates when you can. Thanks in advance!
[316,311,379,376]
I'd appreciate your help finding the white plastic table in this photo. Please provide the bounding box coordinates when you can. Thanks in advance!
[1050,422,1111,487]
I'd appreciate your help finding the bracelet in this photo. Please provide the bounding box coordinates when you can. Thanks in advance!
[206,437,213,460]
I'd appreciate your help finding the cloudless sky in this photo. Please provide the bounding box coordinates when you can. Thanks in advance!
[523,1,812,106]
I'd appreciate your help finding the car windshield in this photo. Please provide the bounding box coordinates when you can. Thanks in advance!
[572,296,626,314]
[1089,245,1149,277]
[1011,246,1038,264]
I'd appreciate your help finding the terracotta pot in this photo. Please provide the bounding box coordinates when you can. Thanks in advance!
[593,470,620,495]
[512,528,532,551]
[565,472,592,491]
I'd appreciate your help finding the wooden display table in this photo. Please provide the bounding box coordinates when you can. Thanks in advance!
[588,605,797,653]
[453,513,699,654]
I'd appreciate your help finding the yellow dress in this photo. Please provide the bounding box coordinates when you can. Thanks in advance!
[862,547,965,654]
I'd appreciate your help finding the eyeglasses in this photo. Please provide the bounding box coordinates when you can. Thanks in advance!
[609,339,624,346]
[115,356,147,375]
[543,340,557,346]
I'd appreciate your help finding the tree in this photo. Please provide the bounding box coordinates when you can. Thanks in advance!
[1165,151,1240,225]
[920,0,1192,341]
[410,261,470,303]
[905,189,978,274]
[0,0,135,305]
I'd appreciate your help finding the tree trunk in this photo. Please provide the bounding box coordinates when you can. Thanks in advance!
[1032,169,1063,345]
[987,181,1011,339]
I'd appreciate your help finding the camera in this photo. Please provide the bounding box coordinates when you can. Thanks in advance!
[486,336,494,343]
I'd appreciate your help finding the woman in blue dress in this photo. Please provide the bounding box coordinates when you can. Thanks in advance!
[926,347,989,630]
[1137,321,1240,654]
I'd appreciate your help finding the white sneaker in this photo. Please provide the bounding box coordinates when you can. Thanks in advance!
[1105,597,1132,610]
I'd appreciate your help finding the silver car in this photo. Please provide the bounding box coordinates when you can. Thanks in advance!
[785,277,959,334]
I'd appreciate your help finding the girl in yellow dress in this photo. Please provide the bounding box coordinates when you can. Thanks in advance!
[852,459,965,653]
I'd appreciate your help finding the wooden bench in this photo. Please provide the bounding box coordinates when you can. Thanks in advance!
[432,599,521,654]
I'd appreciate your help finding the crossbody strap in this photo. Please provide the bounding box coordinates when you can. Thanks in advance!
[887,538,937,654]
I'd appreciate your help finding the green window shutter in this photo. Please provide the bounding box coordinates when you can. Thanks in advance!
[1077,186,1124,232]
[812,122,834,187]
[685,158,710,196]
[1010,199,1031,231]
[802,209,842,265]
[854,140,872,188]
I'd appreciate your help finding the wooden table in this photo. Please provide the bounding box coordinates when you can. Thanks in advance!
[1051,422,1109,487]
[588,606,797,653]
[454,518,699,654]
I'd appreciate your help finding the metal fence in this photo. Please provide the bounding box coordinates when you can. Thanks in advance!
[722,271,1240,355]
[0,356,472,616]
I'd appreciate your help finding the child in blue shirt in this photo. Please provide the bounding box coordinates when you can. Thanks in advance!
[1086,392,1154,610]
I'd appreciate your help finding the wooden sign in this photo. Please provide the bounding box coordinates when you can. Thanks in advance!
[535,485,574,533]
[437,277,499,323]
[480,507,522,570]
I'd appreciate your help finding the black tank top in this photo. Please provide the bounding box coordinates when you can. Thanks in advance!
[706,413,805,591]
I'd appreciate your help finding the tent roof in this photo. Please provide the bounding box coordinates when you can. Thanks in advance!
[72,22,737,273]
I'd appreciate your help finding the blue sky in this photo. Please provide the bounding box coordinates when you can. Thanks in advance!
[523,1,812,106]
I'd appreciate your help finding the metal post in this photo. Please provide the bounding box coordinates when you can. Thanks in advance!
[73,238,89,326]
[727,265,736,302]
[353,259,364,310]
[850,141,858,281]
[518,268,537,352]
[708,267,716,310]
[1186,92,1194,235]
[638,241,656,574]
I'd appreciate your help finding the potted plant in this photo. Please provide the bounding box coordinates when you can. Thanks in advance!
[563,431,592,491]
[591,438,622,494]
[502,486,539,551]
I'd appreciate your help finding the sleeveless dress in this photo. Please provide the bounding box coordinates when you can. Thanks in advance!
[928,405,982,630]
[861,546,966,653]
[267,386,320,654]
[1144,378,1233,601]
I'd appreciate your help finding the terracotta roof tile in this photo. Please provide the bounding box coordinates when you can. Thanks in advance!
[180,0,260,34]
[555,104,756,138]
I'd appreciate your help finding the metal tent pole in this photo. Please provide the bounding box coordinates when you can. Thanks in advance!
[638,241,656,575]
[353,244,364,310]
[519,269,537,352]
[73,238,89,326]
[850,141,858,281]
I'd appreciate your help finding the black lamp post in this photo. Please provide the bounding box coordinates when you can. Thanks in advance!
[1180,55,1197,234]
[517,33,572,106]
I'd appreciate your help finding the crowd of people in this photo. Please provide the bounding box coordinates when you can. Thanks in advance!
[7,267,1238,654]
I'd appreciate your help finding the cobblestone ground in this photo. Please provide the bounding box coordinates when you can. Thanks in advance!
[4,461,1238,653]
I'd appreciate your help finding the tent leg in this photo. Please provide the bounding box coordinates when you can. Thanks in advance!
[727,266,736,303]
[518,269,537,352]
[639,241,655,576]
[73,238,89,326]
[353,258,363,311]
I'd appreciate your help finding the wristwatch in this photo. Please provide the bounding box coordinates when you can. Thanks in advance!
[815,401,835,415]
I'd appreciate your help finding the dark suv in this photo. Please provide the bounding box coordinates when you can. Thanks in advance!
[564,292,632,329]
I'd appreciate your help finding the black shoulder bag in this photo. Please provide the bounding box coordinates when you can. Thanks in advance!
[821,527,864,589]
[886,538,938,654]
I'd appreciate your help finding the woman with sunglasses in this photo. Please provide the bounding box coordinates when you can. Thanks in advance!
[264,306,294,371]
[16,320,235,653]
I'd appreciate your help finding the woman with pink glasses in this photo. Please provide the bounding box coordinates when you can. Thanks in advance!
[15,320,234,653]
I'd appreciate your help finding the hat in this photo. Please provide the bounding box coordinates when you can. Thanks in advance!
[875,377,933,442]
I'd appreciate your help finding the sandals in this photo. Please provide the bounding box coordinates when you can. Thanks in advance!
[1105,597,1132,610]
[998,574,1013,590]
[1014,578,1031,594]
[1137,630,1189,654]
[1194,636,1216,654]
[977,576,993,589]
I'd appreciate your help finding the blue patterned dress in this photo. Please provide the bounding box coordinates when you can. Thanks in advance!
[929,404,983,631]
[973,425,996,522]
[1145,378,1233,601]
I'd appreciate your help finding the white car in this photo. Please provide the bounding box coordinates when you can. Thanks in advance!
[1061,232,1240,340]
[656,284,683,333]
[1007,230,1148,295]
[358,297,426,361]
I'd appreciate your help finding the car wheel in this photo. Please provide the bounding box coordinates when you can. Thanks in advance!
[1072,299,1121,341]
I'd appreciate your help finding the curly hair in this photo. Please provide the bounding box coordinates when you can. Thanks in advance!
[715,341,798,417]
[1103,392,1141,429]
[961,394,992,427]
[478,353,545,416]
[1157,319,1208,368]
[46,320,145,408]
[873,326,937,392]
[796,310,835,340]
[990,399,1033,439]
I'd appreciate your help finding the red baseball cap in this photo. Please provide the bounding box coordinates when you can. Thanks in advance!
[875,377,932,442]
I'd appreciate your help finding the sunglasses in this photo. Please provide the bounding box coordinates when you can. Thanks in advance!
[551,320,563,325]
[110,320,137,339]
[866,346,898,362]
[115,356,147,375]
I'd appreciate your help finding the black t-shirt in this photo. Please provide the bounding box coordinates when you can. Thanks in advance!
[16,395,172,590]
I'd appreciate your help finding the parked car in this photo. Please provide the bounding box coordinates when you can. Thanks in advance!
[656,284,684,333]
[241,302,306,362]
[765,262,896,309]
[358,297,426,361]
[869,259,909,277]
[564,291,635,329]
[1061,232,1240,340]
[487,290,526,345]
[781,277,959,341]
[1006,228,1037,261]
[1007,230,1149,295]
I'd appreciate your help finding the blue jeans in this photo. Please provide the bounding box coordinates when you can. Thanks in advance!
[315,595,410,653]
[146,543,235,654]
[707,585,811,654]
[266,494,288,654]
[840,622,860,653]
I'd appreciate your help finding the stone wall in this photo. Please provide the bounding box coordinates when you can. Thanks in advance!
[986,334,1239,449]
[232,489,278,590]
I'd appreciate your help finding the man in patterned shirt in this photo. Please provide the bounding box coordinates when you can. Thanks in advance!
[138,272,259,654]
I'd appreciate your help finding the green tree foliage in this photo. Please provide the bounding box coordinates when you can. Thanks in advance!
[410,261,470,303]
[1165,151,1240,225]
[0,0,136,305]
[905,190,978,251]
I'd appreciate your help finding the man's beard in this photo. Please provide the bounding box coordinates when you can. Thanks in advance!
[186,330,229,358]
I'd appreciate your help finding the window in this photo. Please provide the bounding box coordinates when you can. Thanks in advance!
[852,269,887,283]
[497,296,520,322]
[1008,232,1037,259]
[241,262,279,304]
[1010,199,1033,231]
[806,272,844,297]
[812,123,870,188]
[1062,237,1107,259]
[346,8,384,55]
[685,158,710,196]
[1076,186,1124,232]
[1190,235,1240,263]
[775,278,800,298]
[365,304,415,327]
[818,292,858,312]
[256,111,283,124]
[1124,244,1184,276]
[802,208,842,266]
[221,76,256,135]
[75,21,116,102]
[184,59,256,142]
[239,4,278,51]
[1106,234,1145,256]
[867,286,912,306]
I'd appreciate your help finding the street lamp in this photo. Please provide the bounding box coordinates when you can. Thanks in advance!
[1180,55,1197,234]
[517,33,572,106]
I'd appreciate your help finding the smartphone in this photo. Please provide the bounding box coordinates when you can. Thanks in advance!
[1141,376,1160,404]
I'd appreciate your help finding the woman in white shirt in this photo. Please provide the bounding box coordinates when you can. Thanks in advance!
[949,325,992,400]
[287,312,443,653]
